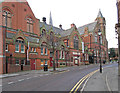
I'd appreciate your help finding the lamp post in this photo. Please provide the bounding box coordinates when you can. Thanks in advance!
[98,29,102,73]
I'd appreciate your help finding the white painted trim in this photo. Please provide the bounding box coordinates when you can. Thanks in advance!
[0,55,6,57]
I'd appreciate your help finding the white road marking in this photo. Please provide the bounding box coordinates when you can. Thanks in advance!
[8,82,14,85]
[26,78,30,80]
[106,74,112,92]
[40,75,43,76]
[0,85,2,87]
[34,76,38,78]
[45,74,49,76]
[18,79,24,82]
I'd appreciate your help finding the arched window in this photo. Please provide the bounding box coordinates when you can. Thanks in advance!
[15,38,25,53]
[41,29,46,36]
[2,10,12,28]
[74,36,79,50]
[27,18,33,33]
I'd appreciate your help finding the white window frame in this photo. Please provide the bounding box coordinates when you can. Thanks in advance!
[15,60,19,65]
[34,48,36,52]
[41,60,44,66]
[21,44,25,53]
[15,44,19,52]
[21,60,25,66]
[45,48,47,55]
[41,48,43,55]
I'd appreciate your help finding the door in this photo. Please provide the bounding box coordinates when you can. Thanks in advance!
[31,59,35,70]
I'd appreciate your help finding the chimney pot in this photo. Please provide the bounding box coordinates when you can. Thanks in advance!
[59,24,62,29]
[42,17,46,23]
[71,23,75,28]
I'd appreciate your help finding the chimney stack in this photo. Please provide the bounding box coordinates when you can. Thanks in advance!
[42,17,46,23]
[71,23,75,28]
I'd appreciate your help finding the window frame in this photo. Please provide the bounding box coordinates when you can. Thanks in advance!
[21,44,25,53]
[15,44,19,52]
[15,59,19,65]
[45,48,47,55]
[41,48,43,55]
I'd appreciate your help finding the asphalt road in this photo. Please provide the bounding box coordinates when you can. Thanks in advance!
[2,63,117,92]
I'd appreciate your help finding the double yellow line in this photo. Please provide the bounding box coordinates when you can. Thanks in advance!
[70,69,99,93]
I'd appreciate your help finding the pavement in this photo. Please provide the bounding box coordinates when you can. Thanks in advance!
[84,63,119,92]
[0,67,70,79]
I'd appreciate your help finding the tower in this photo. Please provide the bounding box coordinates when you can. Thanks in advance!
[96,9,106,37]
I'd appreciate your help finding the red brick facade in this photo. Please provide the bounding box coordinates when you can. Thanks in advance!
[0,0,108,74]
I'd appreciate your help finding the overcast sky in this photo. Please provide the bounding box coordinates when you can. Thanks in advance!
[27,0,118,48]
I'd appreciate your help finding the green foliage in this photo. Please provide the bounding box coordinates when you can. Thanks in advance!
[109,48,116,58]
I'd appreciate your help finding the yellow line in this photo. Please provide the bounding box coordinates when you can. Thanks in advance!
[70,69,99,93]
[74,70,99,92]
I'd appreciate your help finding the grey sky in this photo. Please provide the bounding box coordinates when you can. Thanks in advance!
[27,0,118,48]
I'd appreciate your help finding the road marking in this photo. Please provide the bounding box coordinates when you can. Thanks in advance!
[18,79,24,82]
[80,74,91,92]
[34,76,38,78]
[70,69,99,93]
[45,74,49,76]
[26,78,30,80]
[40,75,43,76]
[0,85,2,87]
[8,82,14,85]
[106,74,112,92]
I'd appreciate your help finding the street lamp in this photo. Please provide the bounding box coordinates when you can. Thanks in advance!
[98,29,102,73]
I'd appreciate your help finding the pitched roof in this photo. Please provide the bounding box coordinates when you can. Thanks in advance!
[40,22,64,34]
[78,21,97,35]
[60,27,74,37]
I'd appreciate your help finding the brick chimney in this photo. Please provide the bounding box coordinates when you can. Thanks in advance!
[71,23,75,28]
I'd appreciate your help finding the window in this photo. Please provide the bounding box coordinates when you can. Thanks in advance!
[15,38,24,53]
[100,36,102,44]
[6,44,8,51]
[45,60,47,65]
[21,60,25,65]
[59,51,62,59]
[41,60,43,66]
[2,10,12,28]
[31,47,33,52]
[21,45,24,53]
[34,48,36,52]
[15,44,19,52]
[16,60,19,65]
[62,51,64,59]
[95,34,97,42]
[45,48,47,55]
[41,48,43,55]
[74,36,79,50]
[27,18,33,33]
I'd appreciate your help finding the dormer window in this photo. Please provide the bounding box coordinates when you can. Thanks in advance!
[27,18,33,33]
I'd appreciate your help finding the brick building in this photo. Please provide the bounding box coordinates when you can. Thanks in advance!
[0,0,108,74]
[78,10,109,64]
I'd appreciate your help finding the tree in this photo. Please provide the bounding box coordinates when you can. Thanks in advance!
[109,48,116,58]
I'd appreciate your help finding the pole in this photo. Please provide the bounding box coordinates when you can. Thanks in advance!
[5,11,8,73]
[99,35,102,73]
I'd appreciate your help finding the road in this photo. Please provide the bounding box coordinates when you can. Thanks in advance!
[2,63,118,92]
